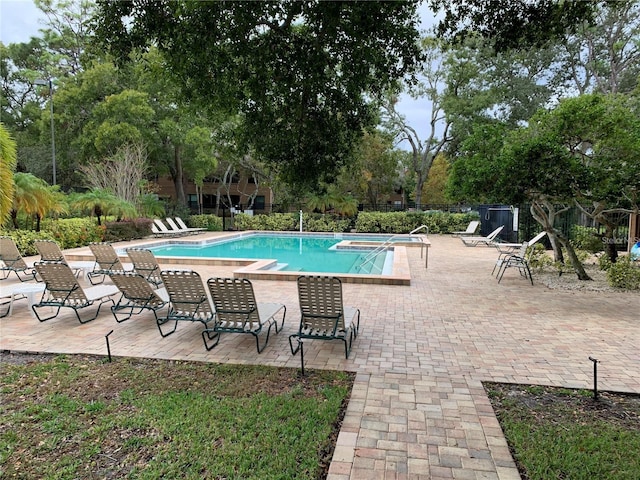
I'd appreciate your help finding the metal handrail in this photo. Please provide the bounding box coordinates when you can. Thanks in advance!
[357,225,429,274]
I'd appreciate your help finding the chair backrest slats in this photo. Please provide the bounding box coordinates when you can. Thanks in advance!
[110,272,165,307]
[297,276,345,333]
[165,218,182,232]
[0,236,28,269]
[34,240,65,263]
[90,243,124,271]
[207,277,260,329]
[153,219,172,233]
[466,221,479,233]
[35,262,88,304]
[487,225,505,240]
[161,270,213,318]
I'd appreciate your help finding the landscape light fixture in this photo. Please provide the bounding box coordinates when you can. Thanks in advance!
[34,78,56,185]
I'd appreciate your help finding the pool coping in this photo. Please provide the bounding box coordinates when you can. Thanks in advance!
[67,231,425,286]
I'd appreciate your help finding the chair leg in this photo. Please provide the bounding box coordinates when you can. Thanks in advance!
[88,272,105,285]
[32,303,63,322]
[254,324,272,354]
[289,334,302,355]
[156,316,178,337]
[202,329,221,351]
[272,306,286,333]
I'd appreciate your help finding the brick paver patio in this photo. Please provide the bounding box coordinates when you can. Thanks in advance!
[1,234,638,479]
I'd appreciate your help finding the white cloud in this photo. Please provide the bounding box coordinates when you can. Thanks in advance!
[0,0,45,44]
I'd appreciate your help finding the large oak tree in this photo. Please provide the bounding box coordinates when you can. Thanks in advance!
[93,0,423,189]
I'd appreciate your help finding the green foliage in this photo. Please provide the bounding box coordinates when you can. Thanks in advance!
[354,211,478,234]
[188,214,223,231]
[40,218,105,249]
[95,1,422,188]
[598,254,613,272]
[606,256,640,290]
[137,193,165,218]
[234,213,298,232]
[551,247,592,276]
[488,383,640,480]
[0,123,17,227]
[527,244,554,272]
[103,219,153,243]
[1,219,104,256]
[1,355,353,479]
[432,0,598,52]
[303,214,352,233]
[571,225,604,254]
[0,230,56,256]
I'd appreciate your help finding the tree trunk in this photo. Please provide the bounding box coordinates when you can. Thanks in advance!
[604,224,618,263]
[173,145,187,207]
[555,231,592,280]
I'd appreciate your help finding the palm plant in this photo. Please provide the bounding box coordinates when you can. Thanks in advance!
[70,188,136,225]
[0,124,17,228]
[11,173,67,231]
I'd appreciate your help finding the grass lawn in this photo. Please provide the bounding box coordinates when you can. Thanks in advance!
[485,382,640,480]
[0,353,354,479]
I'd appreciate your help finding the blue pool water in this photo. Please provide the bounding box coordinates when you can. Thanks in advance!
[147,234,398,274]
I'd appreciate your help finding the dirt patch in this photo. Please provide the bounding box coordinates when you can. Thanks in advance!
[487,382,640,429]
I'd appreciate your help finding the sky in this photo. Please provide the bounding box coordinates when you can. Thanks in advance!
[0,0,439,149]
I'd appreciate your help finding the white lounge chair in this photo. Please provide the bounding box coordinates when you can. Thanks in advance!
[460,225,505,246]
[452,220,480,237]
[494,232,547,284]
[165,217,203,235]
[175,217,205,234]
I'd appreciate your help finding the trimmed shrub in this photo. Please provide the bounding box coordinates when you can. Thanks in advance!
[189,214,223,231]
[303,214,352,233]
[354,211,478,234]
[571,225,604,253]
[234,213,297,231]
[0,230,56,256]
[103,218,153,242]
[40,218,105,249]
[606,256,640,289]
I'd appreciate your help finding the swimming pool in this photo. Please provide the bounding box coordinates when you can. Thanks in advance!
[146,233,402,274]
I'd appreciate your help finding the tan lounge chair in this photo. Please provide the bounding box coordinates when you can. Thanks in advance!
[157,270,215,337]
[126,248,163,288]
[0,236,36,282]
[203,277,286,353]
[289,276,360,372]
[88,242,131,285]
[32,262,118,323]
[109,272,169,323]
[34,240,95,278]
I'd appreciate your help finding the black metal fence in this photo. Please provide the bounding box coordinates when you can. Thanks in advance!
[198,202,632,249]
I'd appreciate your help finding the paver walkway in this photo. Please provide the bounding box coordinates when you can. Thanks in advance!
[1,235,638,479]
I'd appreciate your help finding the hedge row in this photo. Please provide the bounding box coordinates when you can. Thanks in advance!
[233,211,478,234]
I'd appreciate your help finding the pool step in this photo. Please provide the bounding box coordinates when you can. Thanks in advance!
[350,252,387,274]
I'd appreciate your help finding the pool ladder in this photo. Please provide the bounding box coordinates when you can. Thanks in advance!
[356,225,429,274]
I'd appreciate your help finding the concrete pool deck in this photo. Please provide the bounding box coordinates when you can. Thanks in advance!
[1,233,638,479]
